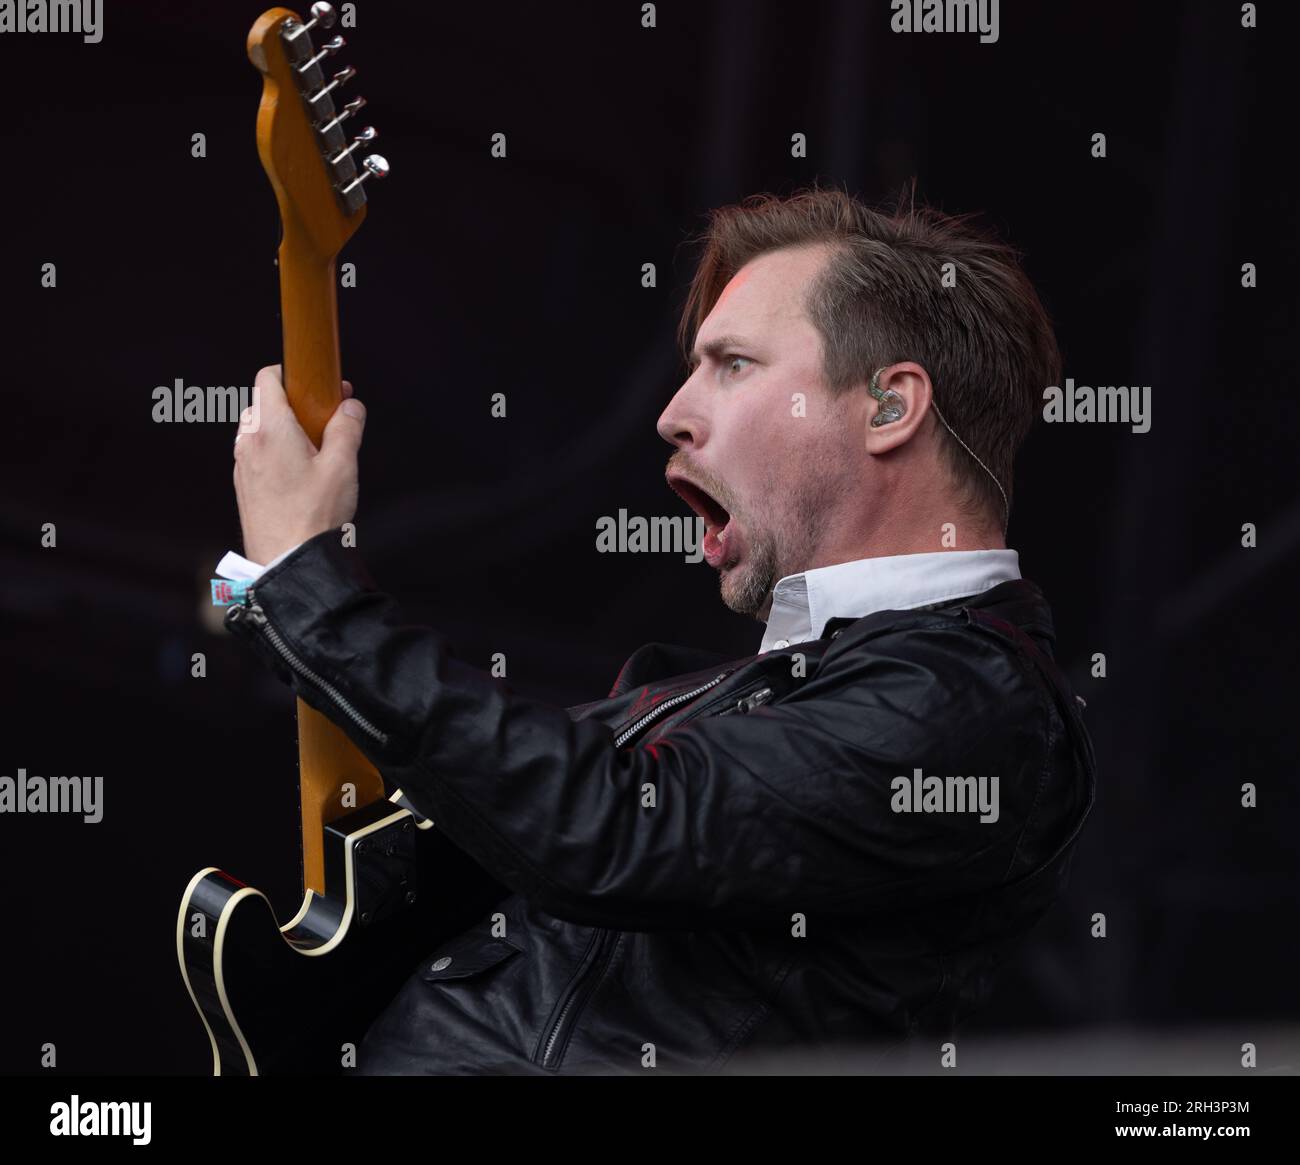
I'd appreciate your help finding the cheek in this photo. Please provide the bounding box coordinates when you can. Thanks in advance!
[723,379,830,509]
[761,406,855,518]
[804,394,861,459]
[733,409,796,491]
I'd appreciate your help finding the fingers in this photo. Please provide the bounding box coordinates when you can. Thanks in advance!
[320,396,367,465]
[248,366,351,414]
[252,364,289,423]
[240,365,358,451]
[237,364,322,465]
[234,385,261,455]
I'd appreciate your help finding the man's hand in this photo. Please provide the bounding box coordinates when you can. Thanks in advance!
[233,364,367,565]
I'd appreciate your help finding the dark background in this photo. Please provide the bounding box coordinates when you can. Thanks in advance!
[1,0,1295,1075]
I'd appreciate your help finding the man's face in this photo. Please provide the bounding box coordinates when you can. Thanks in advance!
[657,244,865,622]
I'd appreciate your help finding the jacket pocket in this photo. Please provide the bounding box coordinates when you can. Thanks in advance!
[419,930,524,983]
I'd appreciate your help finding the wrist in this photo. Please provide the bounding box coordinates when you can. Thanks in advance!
[244,524,328,566]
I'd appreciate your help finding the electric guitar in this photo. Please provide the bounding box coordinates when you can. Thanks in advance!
[176,4,502,1076]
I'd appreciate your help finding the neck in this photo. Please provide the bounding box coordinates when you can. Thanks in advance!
[755,513,1007,623]
[804,501,1006,573]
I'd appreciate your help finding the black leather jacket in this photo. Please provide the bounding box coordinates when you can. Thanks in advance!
[225,532,1096,1075]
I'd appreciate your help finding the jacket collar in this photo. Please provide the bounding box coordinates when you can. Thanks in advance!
[605,577,1058,701]
[822,576,1057,656]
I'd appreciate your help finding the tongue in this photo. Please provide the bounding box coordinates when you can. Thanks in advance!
[703,522,729,562]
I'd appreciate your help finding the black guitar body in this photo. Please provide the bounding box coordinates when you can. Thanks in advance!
[177,794,505,1075]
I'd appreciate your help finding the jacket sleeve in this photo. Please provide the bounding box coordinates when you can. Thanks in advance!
[228,530,1080,931]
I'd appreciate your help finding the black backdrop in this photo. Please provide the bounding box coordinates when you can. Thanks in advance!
[1,0,1295,1076]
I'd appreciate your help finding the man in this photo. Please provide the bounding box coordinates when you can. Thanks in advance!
[219,187,1095,1074]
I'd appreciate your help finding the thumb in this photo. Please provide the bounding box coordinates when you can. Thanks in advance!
[320,397,366,462]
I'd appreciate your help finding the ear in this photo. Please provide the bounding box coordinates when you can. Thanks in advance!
[863,361,934,455]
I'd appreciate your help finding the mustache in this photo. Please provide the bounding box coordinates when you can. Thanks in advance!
[665,452,736,515]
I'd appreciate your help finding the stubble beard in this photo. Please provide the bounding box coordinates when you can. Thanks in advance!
[719,529,779,618]
[719,465,829,621]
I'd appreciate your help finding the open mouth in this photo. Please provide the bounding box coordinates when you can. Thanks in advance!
[667,472,734,565]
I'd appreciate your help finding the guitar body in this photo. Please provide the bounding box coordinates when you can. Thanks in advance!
[178,796,505,1075]
[176,5,470,1074]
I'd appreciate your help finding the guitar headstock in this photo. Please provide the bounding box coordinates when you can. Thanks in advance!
[247,3,389,258]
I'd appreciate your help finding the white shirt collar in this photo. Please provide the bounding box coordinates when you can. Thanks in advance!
[759,549,1021,653]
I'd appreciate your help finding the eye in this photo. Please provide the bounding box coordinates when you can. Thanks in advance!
[725,355,752,376]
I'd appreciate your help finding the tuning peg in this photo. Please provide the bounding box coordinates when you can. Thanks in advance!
[319,96,366,134]
[282,3,337,43]
[305,2,337,31]
[331,126,377,165]
[308,65,356,107]
[342,154,390,195]
[298,34,345,73]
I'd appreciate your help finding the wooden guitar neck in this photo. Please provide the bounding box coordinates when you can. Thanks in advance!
[279,228,385,897]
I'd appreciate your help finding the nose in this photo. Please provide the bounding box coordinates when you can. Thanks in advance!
[656,376,703,449]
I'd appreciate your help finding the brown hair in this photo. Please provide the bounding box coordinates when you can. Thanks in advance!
[677,182,1061,523]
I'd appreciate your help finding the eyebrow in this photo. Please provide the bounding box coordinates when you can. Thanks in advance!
[688,334,754,371]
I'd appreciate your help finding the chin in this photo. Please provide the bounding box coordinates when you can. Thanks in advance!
[719,565,764,619]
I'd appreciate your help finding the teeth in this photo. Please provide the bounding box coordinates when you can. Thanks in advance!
[717,527,727,542]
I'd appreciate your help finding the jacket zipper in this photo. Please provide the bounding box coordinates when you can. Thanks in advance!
[540,676,773,1069]
[227,590,390,747]
[540,929,616,1070]
[718,686,774,716]
[612,671,731,747]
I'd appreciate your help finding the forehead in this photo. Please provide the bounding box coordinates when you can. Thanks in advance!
[703,244,832,336]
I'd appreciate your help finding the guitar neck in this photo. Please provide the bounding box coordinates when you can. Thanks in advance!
[277,225,385,897]
[279,221,345,447]
[246,2,390,898]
